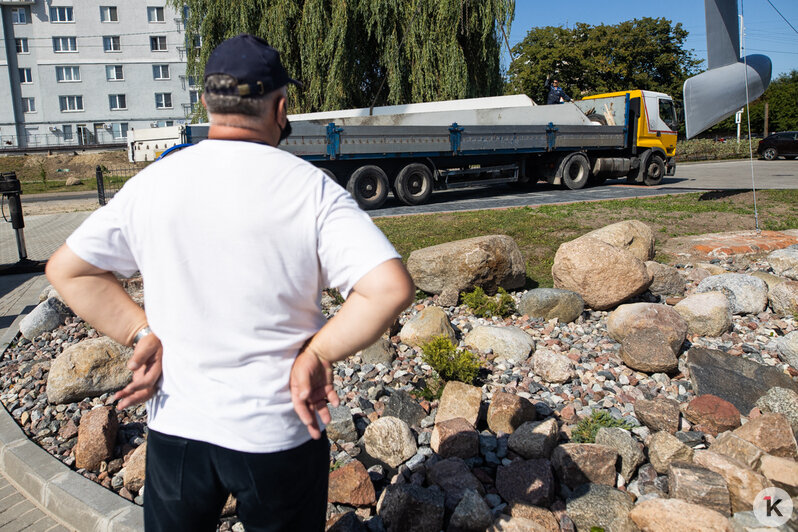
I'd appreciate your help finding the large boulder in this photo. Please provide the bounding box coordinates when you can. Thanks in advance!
[463,326,534,363]
[619,328,679,373]
[686,347,798,413]
[495,459,555,507]
[566,484,637,532]
[693,450,771,513]
[552,237,652,310]
[517,288,584,323]
[363,417,417,468]
[582,220,656,262]
[360,338,395,366]
[376,484,444,532]
[767,246,798,280]
[19,297,71,341]
[630,499,732,532]
[645,261,686,297]
[398,307,456,348]
[768,280,798,317]
[696,274,768,315]
[328,460,376,507]
[673,292,732,337]
[779,331,798,369]
[607,303,688,354]
[46,337,133,404]
[407,235,525,305]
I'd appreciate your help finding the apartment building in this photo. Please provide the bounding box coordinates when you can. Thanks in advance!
[0,0,196,149]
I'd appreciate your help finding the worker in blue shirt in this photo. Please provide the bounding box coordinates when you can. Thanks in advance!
[544,77,572,105]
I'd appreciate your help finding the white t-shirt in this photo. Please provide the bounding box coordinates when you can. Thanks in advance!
[66,139,399,453]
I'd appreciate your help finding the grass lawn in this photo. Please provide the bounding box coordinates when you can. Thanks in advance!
[374,189,798,289]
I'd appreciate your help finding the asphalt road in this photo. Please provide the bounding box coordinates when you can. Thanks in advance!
[16,158,798,218]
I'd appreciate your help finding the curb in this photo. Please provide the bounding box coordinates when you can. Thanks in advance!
[0,275,143,532]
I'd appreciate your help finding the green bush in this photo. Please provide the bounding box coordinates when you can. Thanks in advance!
[676,138,749,161]
[421,335,481,384]
[461,287,516,318]
[571,410,634,443]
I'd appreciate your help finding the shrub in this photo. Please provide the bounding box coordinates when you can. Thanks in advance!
[461,287,516,318]
[421,335,481,384]
[571,410,634,443]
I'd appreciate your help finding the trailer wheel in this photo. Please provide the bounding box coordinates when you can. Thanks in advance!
[347,165,389,210]
[561,153,590,190]
[394,163,433,205]
[643,154,665,186]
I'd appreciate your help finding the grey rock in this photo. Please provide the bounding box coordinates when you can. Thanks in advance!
[634,396,681,434]
[495,458,555,507]
[779,331,798,369]
[566,484,638,532]
[518,288,584,323]
[686,346,798,413]
[19,297,71,340]
[769,281,798,317]
[649,431,694,474]
[426,457,485,511]
[327,405,358,443]
[551,443,619,489]
[463,326,534,363]
[645,261,685,297]
[448,489,492,532]
[383,390,427,429]
[696,274,768,315]
[361,338,395,366]
[398,307,457,348]
[595,427,645,482]
[327,512,368,532]
[607,302,688,355]
[532,349,574,384]
[583,220,656,262]
[620,328,679,373]
[376,484,445,532]
[507,418,559,460]
[46,337,132,404]
[673,292,733,337]
[767,247,798,280]
[756,387,798,436]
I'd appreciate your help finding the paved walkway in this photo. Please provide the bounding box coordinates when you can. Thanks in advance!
[0,212,142,531]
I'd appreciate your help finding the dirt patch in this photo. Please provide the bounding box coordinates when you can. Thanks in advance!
[1,150,143,183]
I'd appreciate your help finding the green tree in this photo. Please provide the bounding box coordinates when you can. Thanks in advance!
[170,0,514,118]
[705,70,798,136]
[507,17,702,103]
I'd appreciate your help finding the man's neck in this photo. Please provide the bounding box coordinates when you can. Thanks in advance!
[208,124,276,146]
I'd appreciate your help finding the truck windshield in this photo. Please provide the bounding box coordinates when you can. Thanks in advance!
[659,99,678,131]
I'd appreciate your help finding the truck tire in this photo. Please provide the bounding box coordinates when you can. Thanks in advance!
[394,163,433,205]
[561,153,590,190]
[643,154,665,186]
[587,112,607,125]
[346,165,389,210]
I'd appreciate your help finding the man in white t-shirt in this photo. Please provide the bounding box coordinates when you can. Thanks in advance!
[45,34,415,531]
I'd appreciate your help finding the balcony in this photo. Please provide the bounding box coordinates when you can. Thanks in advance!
[0,0,36,5]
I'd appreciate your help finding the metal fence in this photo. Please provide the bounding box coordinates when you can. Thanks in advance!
[1,133,126,151]
[95,165,137,206]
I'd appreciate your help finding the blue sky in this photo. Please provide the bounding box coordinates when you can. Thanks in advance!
[504,0,798,77]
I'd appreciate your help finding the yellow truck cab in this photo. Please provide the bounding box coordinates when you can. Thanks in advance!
[582,89,678,185]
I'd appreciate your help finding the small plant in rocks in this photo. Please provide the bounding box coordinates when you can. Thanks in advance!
[460,286,516,318]
[421,335,481,384]
[412,374,445,401]
[571,410,634,443]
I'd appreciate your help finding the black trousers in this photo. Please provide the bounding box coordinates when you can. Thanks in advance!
[143,429,330,532]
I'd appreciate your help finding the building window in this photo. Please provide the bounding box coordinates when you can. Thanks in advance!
[109,94,127,110]
[56,66,81,82]
[11,8,27,24]
[49,6,74,23]
[155,93,172,109]
[100,6,118,22]
[189,89,200,111]
[150,36,167,51]
[63,125,73,141]
[15,38,29,54]
[192,34,202,49]
[59,95,84,112]
[21,98,35,113]
[19,68,32,84]
[106,65,124,81]
[103,36,121,52]
[152,64,170,80]
[147,6,165,22]
[53,37,78,53]
[111,123,129,139]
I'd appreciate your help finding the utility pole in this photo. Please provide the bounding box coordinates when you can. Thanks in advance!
[763,101,769,137]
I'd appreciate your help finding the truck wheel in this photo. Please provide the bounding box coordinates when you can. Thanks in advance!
[643,154,665,186]
[762,147,778,160]
[347,165,389,210]
[587,113,607,125]
[394,163,433,205]
[561,153,590,190]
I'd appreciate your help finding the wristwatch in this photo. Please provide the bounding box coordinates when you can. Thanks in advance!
[132,326,153,346]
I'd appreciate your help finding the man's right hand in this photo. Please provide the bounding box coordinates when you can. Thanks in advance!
[115,332,163,410]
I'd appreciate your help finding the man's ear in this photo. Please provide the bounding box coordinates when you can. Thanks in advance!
[201,93,207,109]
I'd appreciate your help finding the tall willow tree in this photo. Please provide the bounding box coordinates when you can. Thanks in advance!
[169,0,514,116]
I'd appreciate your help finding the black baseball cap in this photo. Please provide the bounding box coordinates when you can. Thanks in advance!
[204,34,302,98]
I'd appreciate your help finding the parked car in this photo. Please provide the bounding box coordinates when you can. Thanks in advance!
[757,131,798,160]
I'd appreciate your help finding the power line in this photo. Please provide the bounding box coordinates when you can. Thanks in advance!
[765,0,798,35]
